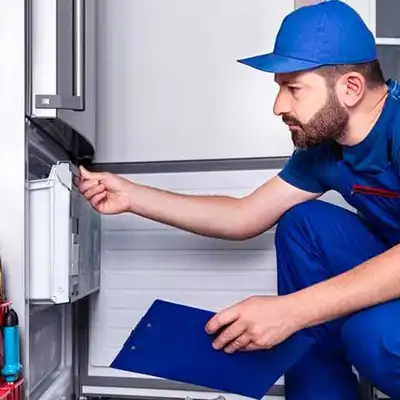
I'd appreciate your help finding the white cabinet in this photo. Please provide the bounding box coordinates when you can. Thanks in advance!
[95,0,294,163]
[29,0,97,150]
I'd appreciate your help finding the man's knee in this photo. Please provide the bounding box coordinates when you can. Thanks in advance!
[275,200,319,241]
[342,302,400,398]
[275,199,341,244]
[274,200,339,294]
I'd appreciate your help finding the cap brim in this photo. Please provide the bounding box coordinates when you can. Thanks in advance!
[238,53,322,74]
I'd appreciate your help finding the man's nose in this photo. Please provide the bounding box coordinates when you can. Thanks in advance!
[273,92,291,116]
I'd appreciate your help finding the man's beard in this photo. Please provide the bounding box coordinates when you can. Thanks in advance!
[282,90,349,149]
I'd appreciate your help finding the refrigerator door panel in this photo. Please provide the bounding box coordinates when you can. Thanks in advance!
[32,0,84,114]
[29,0,96,151]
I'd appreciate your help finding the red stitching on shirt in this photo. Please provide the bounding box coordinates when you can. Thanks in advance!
[352,184,400,198]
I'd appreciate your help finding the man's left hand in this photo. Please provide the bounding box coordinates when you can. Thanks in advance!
[205,295,303,353]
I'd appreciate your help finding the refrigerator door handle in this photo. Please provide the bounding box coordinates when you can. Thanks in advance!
[73,0,85,102]
[35,0,85,111]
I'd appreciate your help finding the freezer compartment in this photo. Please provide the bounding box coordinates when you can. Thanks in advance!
[28,161,101,304]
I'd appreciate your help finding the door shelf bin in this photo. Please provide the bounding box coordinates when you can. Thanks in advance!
[29,162,101,304]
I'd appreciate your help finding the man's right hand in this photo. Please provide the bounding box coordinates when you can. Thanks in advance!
[76,166,134,215]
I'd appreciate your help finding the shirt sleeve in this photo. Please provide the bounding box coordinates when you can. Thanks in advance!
[278,147,327,194]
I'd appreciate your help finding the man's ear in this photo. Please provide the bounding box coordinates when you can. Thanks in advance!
[337,73,366,108]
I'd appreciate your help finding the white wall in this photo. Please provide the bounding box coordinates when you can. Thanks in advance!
[94,0,377,164]
[95,0,294,163]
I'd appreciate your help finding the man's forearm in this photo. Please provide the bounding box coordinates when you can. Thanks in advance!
[126,182,251,240]
[122,175,318,242]
[291,244,400,330]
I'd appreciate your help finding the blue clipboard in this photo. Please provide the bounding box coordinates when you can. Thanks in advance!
[110,299,315,399]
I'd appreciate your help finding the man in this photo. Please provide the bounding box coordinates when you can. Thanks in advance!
[77,1,400,399]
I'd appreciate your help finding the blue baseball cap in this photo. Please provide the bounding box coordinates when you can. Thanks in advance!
[238,0,377,74]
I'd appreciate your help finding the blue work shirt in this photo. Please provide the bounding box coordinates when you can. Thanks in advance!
[278,79,400,246]
[279,81,400,195]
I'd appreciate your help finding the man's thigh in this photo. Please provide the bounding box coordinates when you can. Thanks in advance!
[341,299,400,398]
[275,200,390,290]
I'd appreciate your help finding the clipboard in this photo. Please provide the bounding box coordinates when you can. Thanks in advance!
[110,299,315,399]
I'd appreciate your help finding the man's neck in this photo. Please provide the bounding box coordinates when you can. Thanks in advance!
[338,84,388,147]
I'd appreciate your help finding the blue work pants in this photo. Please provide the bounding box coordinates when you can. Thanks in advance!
[275,200,400,399]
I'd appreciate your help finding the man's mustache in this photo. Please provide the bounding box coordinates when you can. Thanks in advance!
[282,115,302,127]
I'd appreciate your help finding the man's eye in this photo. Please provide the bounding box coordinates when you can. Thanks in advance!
[288,86,300,93]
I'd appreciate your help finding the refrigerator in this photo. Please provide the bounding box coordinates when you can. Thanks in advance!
[5,0,100,399]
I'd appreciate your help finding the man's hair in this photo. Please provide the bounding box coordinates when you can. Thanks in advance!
[315,60,385,90]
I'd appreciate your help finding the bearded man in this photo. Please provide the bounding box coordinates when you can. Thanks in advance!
[77,1,400,398]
